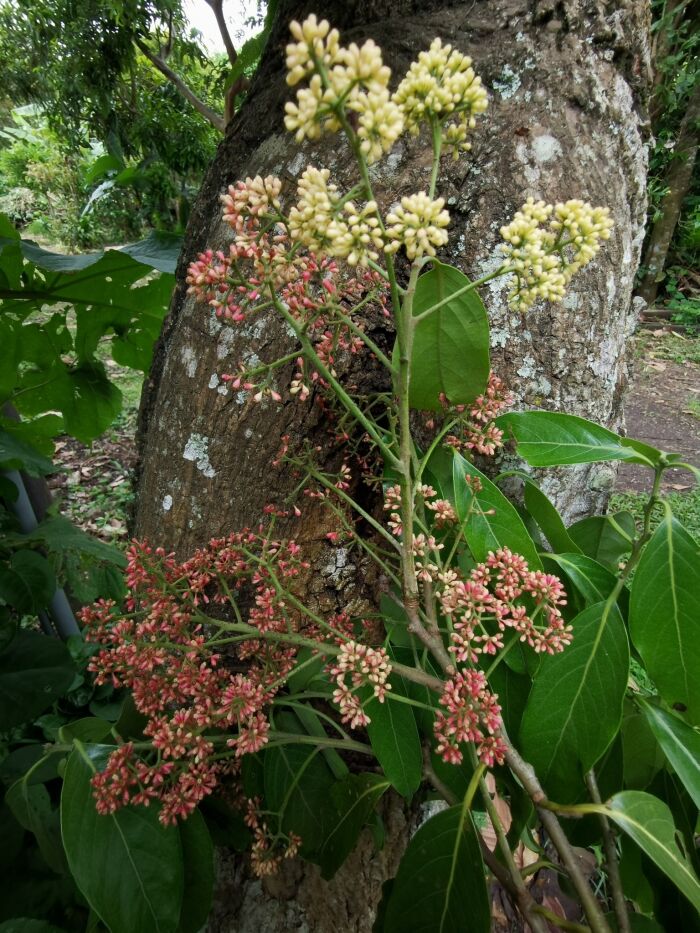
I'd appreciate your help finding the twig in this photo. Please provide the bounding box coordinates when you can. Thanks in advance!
[586,768,630,933]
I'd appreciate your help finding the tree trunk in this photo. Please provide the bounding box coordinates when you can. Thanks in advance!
[637,79,700,305]
[134,1,650,929]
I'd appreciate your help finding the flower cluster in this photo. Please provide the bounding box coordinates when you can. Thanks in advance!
[434,669,507,767]
[246,798,302,876]
[221,175,281,236]
[500,197,613,309]
[443,372,512,456]
[385,192,451,260]
[439,547,571,660]
[284,17,403,163]
[288,166,384,267]
[81,534,311,825]
[393,38,488,158]
[328,640,392,728]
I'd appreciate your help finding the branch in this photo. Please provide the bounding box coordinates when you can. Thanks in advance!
[134,37,225,132]
[204,0,238,66]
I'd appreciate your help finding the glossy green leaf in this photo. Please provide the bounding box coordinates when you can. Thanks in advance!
[264,720,338,858]
[320,774,390,880]
[604,791,700,912]
[544,553,619,607]
[523,480,580,553]
[409,261,490,411]
[58,717,113,745]
[449,452,541,569]
[0,431,55,475]
[365,682,422,798]
[0,631,75,730]
[0,550,56,613]
[176,809,214,933]
[629,517,700,723]
[61,744,183,933]
[383,804,490,933]
[568,512,635,571]
[496,411,660,467]
[519,601,629,801]
[641,701,700,809]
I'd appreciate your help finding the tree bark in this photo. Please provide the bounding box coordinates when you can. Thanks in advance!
[134,1,650,929]
[637,79,700,305]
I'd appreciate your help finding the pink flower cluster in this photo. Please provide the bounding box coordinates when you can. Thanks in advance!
[439,547,571,660]
[328,640,392,728]
[81,533,310,825]
[444,373,513,456]
[186,175,389,408]
[434,669,507,767]
[245,797,302,876]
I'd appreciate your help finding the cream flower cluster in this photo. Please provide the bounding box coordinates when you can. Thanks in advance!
[392,38,488,157]
[220,175,282,238]
[500,197,613,309]
[288,166,383,266]
[284,17,403,163]
[285,15,341,86]
[385,192,451,260]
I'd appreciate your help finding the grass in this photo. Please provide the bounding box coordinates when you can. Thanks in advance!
[609,488,700,540]
[684,398,700,420]
[634,330,700,365]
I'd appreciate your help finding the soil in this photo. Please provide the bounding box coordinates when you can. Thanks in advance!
[617,331,700,493]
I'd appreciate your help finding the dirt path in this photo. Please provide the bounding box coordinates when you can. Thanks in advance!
[617,332,700,493]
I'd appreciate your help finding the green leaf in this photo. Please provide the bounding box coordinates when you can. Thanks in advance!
[0,429,55,475]
[176,809,214,933]
[0,550,56,612]
[568,512,635,571]
[264,717,339,858]
[523,480,580,553]
[544,553,620,607]
[61,744,184,933]
[319,774,390,880]
[622,707,665,790]
[519,601,629,801]
[629,517,700,723]
[63,364,123,442]
[365,683,422,799]
[604,791,700,912]
[383,804,490,933]
[0,631,75,730]
[58,717,113,745]
[640,701,700,810]
[23,515,126,566]
[409,261,490,411]
[449,452,542,569]
[5,779,67,874]
[496,411,661,467]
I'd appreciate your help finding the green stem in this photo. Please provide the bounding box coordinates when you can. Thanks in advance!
[271,289,401,469]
